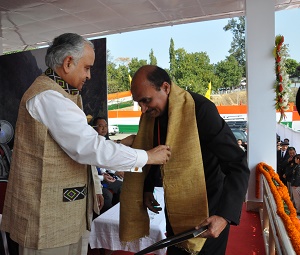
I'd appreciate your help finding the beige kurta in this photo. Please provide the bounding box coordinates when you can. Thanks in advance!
[1,75,98,249]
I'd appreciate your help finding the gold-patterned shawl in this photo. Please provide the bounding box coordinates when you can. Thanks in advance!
[120,83,208,253]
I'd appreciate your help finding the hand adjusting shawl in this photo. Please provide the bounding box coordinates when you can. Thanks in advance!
[120,84,208,253]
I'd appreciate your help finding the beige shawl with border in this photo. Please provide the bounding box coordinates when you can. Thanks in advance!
[120,84,208,252]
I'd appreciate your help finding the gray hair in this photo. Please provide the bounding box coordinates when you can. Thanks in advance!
[45,33,94,70]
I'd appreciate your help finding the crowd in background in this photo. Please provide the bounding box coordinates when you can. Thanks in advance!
[277,138,300,215]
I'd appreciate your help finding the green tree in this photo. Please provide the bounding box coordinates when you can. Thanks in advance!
[107,52,119,93]
[107,51,131,93]
[149,49,157,65]
[215,55,243,89]
[285,58,300,78]
[223,16,246,76]
[107,62,120,93]
[107,63,130,93]
[169,38,176,79]
[118,65,131,91]
[128,58,147,77]
[172,48,218,95]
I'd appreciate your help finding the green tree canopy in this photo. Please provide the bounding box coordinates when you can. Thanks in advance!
[223,16,246,76]
[128,57,147,78]
[106,51,132,93]
[169,38,176,79]
[215,55,243,89]
[107,62,131,93]
[149,49,157,65]
[171,48,218,95]
[286,58,300,78]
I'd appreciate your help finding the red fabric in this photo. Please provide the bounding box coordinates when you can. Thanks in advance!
[0,147,4,157]
[0,181,7,214]
[226,203,266,255]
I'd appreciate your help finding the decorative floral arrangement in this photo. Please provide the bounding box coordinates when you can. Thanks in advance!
[256,162,300,253]
[273,35,291,123]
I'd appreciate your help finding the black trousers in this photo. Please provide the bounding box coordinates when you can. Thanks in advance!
[166,211,230,255]
[2,232,19,255]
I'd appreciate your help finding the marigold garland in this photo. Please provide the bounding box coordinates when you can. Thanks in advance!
[256,162,300,253]
[273,35,291,123]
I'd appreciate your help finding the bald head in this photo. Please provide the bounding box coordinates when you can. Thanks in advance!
[131,65,171,118]
[131,65,171,91]
[133,65,156,77]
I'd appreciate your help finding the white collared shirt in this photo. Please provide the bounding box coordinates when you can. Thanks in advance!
[26,90,146,171]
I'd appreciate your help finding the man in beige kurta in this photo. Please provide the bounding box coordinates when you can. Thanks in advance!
[1,34,171,255]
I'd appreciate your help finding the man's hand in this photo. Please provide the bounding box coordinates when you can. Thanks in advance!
[146,145,171,165]
[97,194,104,211]
[195,215,228,239]
[103,173,116,183]
[143,192,162,213]
[115,171,124,179]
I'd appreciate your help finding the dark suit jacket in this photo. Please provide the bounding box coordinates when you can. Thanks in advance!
[277,149,290,179]
[145,92,250,225]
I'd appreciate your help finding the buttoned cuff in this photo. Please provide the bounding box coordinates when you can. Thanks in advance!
[134,149,148,168]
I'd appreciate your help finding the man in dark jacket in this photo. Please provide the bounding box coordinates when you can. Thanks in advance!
[277,141,290,185]
[120,65,250,255]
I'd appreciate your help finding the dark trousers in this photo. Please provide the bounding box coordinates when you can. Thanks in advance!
[166,211,230,255]
[1,232,19,255]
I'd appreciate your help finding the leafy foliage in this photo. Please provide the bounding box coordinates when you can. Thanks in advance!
[171,48,219,95]
[215,55,243,89]
[128,58,147,78]
[106,30,298,98]
[107,62,130,93]
[169,38,176,80]
[149,49,157,65]
[286,58,300,78]
[223,17,246,76]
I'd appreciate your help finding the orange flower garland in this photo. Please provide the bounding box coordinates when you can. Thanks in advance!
[256,162,300,253]
[273,35,291,123]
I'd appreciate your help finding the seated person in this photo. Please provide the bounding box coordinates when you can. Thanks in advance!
[96,167,122,212]
[92,116,133,213]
